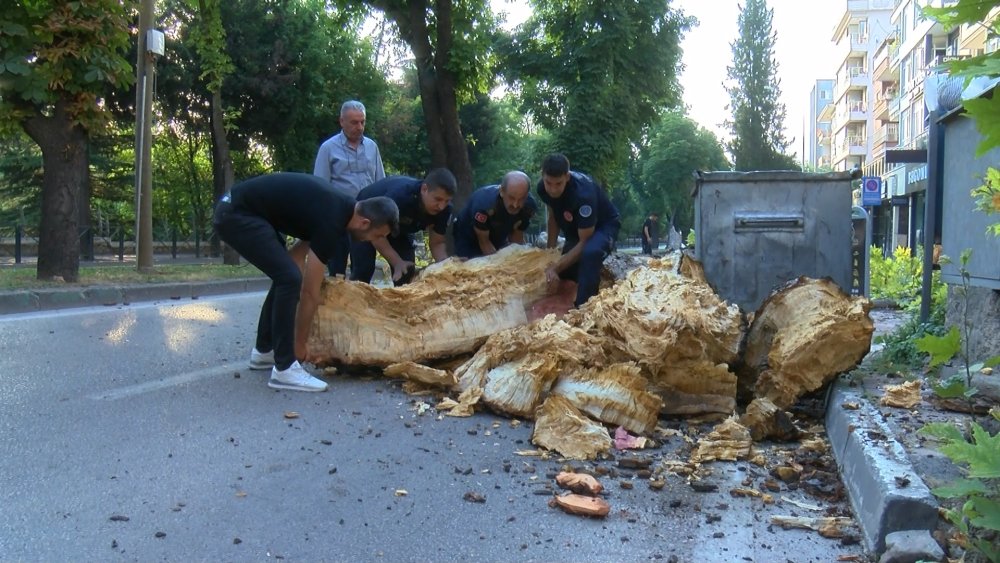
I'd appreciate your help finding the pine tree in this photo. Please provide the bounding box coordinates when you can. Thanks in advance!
[725,0,799,171]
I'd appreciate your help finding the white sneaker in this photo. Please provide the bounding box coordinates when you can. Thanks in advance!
[248,348,274,370]
[268,361,328,392]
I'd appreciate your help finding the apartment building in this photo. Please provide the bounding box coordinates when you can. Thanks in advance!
[807,79,835,170]
[824,0,994,252]
[828,0,893,175]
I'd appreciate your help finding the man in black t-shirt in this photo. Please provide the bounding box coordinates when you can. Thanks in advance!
[641,212,659,255]
[349,168,456,285]
[213,172,399,392]
[453,171,537,259]
[536,153,621,308]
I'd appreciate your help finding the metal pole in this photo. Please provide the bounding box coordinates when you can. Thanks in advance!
[920,110,942,323]
[134,0,155,272]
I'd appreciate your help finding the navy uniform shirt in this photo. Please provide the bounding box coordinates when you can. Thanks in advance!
[454,185,537,251]
[536,171,621,241]
[357,176,452,240]
[228,172,353,265]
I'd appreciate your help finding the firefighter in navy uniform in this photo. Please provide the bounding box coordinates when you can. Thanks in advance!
[453,171,537,259]
[349,168,456,285]
[536,153,621,308]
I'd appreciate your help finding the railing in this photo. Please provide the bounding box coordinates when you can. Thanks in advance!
[874,124,900,146]
[848,100,866,112]
[0,224,218,264]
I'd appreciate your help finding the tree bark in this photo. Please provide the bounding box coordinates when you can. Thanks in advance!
[22,95,87,282]
[375,0,475,209]
[208,88,240,264]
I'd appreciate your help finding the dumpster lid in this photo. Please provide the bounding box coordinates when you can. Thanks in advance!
[691,170,855,197]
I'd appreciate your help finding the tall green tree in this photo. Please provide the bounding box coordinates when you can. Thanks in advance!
[0,0,132,281]
[724,0,798,171]
[639,111,728,235]
[366,0,498,210]
[504,0,691,184]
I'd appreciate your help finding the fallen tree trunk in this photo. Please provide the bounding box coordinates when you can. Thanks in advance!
[307,246,559,366]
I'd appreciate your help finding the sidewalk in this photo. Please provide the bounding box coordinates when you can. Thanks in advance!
[0,254,270,315]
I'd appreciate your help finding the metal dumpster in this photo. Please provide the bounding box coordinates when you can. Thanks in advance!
[693,171,855,312]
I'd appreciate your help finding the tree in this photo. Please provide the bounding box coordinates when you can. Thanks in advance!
[0,1,133,281]
[504,0,691,184]
[364,0,497,209]
[724,0,798,171]
[639,111,729,235]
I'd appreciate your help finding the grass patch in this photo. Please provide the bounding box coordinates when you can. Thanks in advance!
[0,263,264,291]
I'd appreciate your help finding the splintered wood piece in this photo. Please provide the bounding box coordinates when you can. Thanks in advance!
[532,396,612,461]
[552,493,610,518]
[690,416,752,463]
[555,472,604,495]
[770,516,856,538]
[383,362,457,388]
[550,363,663,435]
[880,380,921,409]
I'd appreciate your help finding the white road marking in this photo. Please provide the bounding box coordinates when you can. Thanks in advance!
[88,360,248,401]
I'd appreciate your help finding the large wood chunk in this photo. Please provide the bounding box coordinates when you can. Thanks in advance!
[741,277,874,409]
[307,246,558,366]
[532,395,613,460]
[550,363,663,435]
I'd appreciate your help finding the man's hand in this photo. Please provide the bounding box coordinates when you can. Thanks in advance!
[545,265,561,293]
[392,260,415,282]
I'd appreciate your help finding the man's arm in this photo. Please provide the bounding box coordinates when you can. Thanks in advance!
[370,236,413,281]
[294,247,327,362]
[643,222,650,242]
[371,144,386,182]
[553,225,594,274]
[546,206,559,249]
[312,142,330,181]
[474,227,498,256]
[509,229,525,245]
[428,230,449,262]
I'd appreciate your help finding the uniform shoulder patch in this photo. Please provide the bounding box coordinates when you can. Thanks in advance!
[474,212,488,223]
[578,205,593,218]
[563,210,574,222]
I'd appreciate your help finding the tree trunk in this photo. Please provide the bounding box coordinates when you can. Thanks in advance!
[22,96,87,282]
[208,88,240,264]
[433,0,475,210]
[379,0,475,208]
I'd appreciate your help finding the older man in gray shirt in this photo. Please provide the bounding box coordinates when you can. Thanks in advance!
[313,100,386,276]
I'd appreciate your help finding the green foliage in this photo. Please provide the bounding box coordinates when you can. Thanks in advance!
[637,111,729,235]
[504,0,691,184]
[920,420,1000,562]
[724,0,799,171]
[869,245,922,306]
[916,325,962,369]
[872,315,946,372]
[971,167,1000,237]
[0,0,133,129]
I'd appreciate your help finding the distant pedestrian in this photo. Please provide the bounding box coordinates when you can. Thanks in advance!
[313,100,386,277]
[641,212,659,255]
[536,154,621,308]
[453,171,537,259]
[349,168,456,285]
[213,172,398,392]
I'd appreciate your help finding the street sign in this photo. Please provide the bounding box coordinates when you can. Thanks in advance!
[862,176,882,206]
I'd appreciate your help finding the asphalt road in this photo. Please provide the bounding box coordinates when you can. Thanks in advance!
[0,293,866,562]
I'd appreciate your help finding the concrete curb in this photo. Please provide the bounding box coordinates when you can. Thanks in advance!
[826,376,939,553]
[0,277,270,315]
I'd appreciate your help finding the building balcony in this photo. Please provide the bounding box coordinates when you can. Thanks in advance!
[872,123,899,158]
[873,85,898,121]
[841,135,867,156]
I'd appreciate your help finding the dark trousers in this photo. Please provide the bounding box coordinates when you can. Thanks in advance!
[560,222,620,307]
[327,235,351,277]
[349,235,417,286]
[213,200,301,370]
[641,238,652,254]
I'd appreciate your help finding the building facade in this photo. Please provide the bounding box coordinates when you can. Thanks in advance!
[807,79,836,170]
